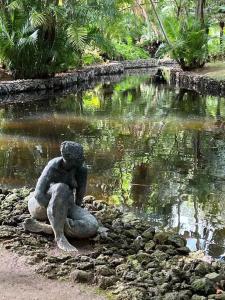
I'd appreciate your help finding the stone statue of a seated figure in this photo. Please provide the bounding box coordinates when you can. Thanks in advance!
[23,141,99,252]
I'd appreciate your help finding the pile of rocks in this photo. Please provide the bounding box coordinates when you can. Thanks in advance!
[0,188,225,300]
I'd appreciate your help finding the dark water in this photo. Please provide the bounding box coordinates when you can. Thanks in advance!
[1,73,225,257]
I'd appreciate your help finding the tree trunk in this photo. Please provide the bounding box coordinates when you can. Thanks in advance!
[196,0,206,25]
[148,0,172,47]
[220,21,224,54]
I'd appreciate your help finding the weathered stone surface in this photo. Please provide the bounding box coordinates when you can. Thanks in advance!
[144,240,156,252]
[205,272,222,283]
[167,234,186,248]
[96,275,117,289]
[170,68,225,97]
[142,227,155,240]
[191,295,207,300]
[71,270,93,283]
[195,262,212,276]
[95,265,115,276]
[191,278,215,295]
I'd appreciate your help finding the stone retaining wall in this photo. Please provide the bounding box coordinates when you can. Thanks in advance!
[170,68,225,97]
[0,63,124,96]
[2,60,225,98]
[0,59,176,96]
[0,68,159,104]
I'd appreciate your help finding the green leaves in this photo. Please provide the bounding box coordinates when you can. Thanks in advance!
[163,16,208,70]
[66,25,87,51]
[30,11,48,28]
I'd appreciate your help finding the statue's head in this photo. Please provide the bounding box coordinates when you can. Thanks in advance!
[60,141,84,168]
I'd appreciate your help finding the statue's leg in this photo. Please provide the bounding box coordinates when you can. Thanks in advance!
[23,192,53,234]
[47,183,78,252]
[65,205,99,239]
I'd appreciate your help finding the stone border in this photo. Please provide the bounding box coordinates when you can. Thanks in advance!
[170,68,225,97]
[1,60,225,98]
[0,59,176,96]
[0,68,159,105]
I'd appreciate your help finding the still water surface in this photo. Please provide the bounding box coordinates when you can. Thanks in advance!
[1,73,225,257]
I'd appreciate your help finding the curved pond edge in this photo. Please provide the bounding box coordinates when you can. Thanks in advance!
[170,68,225,97]
[0,59,175,96]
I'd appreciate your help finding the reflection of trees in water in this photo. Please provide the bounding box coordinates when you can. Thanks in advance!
[131,163,151,209]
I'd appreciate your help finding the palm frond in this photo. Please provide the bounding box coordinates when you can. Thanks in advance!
[66,25,87,51]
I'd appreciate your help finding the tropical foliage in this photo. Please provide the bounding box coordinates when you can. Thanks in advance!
[0,0,224,77]
[0,0,138,78]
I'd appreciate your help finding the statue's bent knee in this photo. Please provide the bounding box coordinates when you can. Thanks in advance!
[27,193,48,221]
[49,183,71,195]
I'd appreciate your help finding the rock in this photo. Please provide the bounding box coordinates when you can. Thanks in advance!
[151,249,168,261]
[122,212,138,226]
[167,234,186,248]
[191,296,207,300]
[144,240,156,252]
[83,195,95,203]
[136,251,151,264]
[4,193,19,203]
[76,262,94,270]
[116,263,128,276]
[215,294,225,300]
[205,272,222,283]
[124,228,139,239]
[195,262,211,276]
[123,271,137,281]
[208,295,217,299]
[142,227,155,240]
[153,232,169,245]
[71,270,93,283]
[116,287,146,300]
[159,282,170,294]
[177,290,193,300]
[177,247,190,255]
[95,265,115,276]
[164,292,179,300]
[0,225,18,239]
[97,275,117,289]
[191,278,215,295]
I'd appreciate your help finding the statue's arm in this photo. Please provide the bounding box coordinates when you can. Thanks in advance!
[34,164,53,207]
[75,164,87,206]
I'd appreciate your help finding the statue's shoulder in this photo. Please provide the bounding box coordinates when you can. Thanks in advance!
[45,157,62,171]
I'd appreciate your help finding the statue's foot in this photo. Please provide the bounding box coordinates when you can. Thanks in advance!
[23,218,53,234]
[56,235,78,252]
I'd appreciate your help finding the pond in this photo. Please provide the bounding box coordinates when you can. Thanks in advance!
[1,71,225,258]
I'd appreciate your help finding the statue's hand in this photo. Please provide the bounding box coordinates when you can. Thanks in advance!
[34,192,49,208]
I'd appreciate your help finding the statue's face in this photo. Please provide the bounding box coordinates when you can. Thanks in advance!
[62,154,84,169]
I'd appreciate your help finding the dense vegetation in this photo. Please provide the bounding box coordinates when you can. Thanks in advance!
[0,0,224,78]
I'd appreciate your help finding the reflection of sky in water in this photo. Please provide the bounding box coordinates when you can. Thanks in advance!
[1,73,225,257]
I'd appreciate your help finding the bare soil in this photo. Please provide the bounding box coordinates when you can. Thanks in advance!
[194,62,225,80]
[0,245,105,300]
